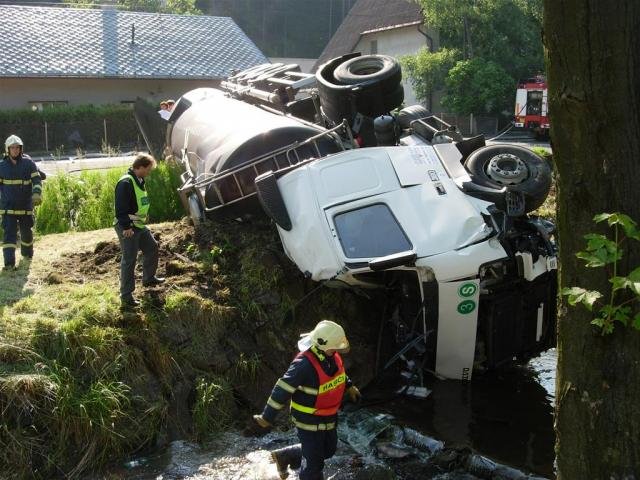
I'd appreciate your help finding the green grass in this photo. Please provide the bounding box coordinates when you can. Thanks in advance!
[192,376,235,440]
[35,161,183,235]
[0,283,166,478]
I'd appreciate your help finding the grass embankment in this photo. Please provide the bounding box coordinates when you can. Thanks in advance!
[0,217,378,479]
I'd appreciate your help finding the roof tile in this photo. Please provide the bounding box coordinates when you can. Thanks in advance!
[0,5,268,78]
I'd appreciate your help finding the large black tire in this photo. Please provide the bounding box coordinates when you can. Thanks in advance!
[397,105,432,129]
[333,55,402,90]
[355,84,405,117]
[464,144,552,213]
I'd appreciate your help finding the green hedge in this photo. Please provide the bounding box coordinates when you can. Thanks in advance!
[0,104,142,154]
[35,162,184,235]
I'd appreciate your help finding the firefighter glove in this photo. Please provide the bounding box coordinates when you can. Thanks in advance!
[243,414,272,437]
[346,386,362,403]
[32,193,42,206]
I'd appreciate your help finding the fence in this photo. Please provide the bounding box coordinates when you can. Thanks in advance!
[435,113,501,136]
[0,118,143,156]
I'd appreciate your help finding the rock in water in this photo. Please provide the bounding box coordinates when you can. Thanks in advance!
[376,441,413,459]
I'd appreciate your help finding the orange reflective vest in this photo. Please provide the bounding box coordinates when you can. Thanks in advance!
[291,351,346,417]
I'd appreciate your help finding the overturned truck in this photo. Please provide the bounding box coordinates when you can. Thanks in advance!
[136,54,557,381]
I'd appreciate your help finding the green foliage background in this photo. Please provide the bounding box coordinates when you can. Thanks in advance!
[35,162,183,235]
[62,0,201,14]
[403,0,544,115]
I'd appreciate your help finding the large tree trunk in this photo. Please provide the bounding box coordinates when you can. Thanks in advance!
[544,2,640,478]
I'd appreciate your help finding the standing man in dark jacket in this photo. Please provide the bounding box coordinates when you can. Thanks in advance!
[251,320,361,480]
[0,135,42,270]
[114,153,164,307]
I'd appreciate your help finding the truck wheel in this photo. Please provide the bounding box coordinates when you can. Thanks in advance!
[334,55,401,90]
[464,145,552,213]
[398,105,432,129]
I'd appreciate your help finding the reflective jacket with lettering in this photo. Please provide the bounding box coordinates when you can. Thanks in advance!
[261,346,351,431]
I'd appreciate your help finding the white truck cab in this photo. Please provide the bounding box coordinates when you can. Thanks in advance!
[264,145,556,380]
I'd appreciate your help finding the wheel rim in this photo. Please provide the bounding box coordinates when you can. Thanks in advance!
[486,153,529,185]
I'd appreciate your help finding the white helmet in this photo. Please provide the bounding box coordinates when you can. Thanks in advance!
[298,320,350,353]
[5,135,23,155]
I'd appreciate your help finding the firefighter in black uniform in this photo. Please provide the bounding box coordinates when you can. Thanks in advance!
[0,135,42,270]
[251,320,361,480]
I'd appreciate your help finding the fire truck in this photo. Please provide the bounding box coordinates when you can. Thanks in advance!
[514,75,549,138]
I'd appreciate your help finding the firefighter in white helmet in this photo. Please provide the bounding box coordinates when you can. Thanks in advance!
[0,135,42,270]
[249,320,361,480]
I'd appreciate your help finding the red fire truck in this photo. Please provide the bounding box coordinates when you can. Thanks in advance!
[514,75,549,138]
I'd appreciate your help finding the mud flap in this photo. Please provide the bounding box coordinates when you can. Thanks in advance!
[134,97,168,160]
[255,171,292,231]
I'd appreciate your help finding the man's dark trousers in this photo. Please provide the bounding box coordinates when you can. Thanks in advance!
[297,428,338,480]
[2,214,33,266]
[114,225,158,300]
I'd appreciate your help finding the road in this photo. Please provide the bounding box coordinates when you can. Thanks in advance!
[36,154,136,177]
[485,130,552,150]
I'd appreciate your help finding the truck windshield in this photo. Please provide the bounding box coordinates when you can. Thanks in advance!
[334,204,412,259]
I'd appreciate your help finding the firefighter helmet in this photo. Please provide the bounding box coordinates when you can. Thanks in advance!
[299,320,350,353]
[5,135,23,155]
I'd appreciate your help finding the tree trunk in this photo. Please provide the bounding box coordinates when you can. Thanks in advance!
[463,15,473,59]
[544,1,640,478]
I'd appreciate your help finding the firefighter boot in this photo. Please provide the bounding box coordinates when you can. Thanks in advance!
[271,444,302,479]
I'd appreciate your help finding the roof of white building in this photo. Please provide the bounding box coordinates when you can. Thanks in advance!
[315,0,424,70]
[0,5,268,79]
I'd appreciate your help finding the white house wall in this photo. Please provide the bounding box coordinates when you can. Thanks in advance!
[0,78,221,110]
[354,25,440,110]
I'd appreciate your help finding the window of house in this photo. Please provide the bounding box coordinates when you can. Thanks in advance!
[334,203,412,259]
[370,39,378,54]
[28,101,68,111]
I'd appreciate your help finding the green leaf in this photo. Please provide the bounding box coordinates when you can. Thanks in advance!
[610,276,631,292]
[592,311,614,335]
[613,306,631,326]
[583,233,610,250]
[593,213,613,223]
[595,212,640,240]
[561,287,602,311]
[628,267,640,296]
[632,313,640,331]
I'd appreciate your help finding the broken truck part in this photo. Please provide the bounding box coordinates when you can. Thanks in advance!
[135,53,557,381]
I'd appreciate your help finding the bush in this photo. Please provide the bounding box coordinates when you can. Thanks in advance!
[36,162,183,235]
[0,104,141,153]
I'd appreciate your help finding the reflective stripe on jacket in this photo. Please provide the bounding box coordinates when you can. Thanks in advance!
[0,154,42,213]
[290,351,346,417]
[261,346,352,428]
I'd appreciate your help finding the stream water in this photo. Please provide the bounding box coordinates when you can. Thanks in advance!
[96,349,556,479]
[376,349,556,477]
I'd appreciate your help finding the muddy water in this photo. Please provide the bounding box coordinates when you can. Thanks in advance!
[98,350,556,479]
[376,349,556,477]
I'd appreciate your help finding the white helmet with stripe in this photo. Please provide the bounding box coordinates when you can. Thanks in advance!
[298,320,350,353]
